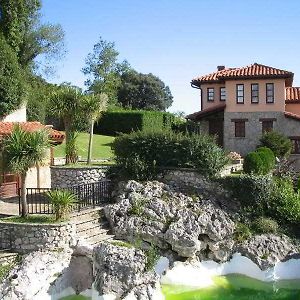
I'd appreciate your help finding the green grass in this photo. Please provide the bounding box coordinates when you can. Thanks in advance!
[0,264,13,282]
[54,132,115,160]
[0,215,60,224]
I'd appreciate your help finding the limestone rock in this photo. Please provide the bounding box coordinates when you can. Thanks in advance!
[93,243,158,299]
[235,234,299,270]
[105,180,236,260]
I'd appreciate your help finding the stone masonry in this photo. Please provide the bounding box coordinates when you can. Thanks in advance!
[0,221,76,253]
[51,166,107,188]
[224,111,300,156]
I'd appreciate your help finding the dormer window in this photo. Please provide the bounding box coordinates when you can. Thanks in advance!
[266,83,274,103]
[251,84,259,103]
[220,87,226,101]
[207,88,214,101]
[236,84,244,104]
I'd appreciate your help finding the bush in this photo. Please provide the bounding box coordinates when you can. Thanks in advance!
[112,130,228,180]
[270,178,300,224]
[243,147,275,175]
[47,190,77,220]
[234,223,252,242]
[259,131,292,158]
[256,147,276,173]
[221,174,274,215]
[243,152,264,174]
[251,217,279,234]
[94,110,176,136]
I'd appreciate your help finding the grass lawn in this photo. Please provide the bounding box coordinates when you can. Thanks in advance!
[0,215,59,224]
[54,132,115,160]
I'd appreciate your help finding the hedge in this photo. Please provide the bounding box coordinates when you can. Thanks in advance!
[94,110,176,136]
[112,130,228,180]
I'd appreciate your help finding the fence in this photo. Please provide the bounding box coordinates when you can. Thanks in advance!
[19,180,112,215]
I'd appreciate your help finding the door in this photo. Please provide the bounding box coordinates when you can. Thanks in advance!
[209,119,224,147]
[0,174,19,198]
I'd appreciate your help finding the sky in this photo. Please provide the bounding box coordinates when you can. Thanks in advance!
[42,0,300,114]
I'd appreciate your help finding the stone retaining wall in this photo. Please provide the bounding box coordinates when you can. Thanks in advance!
[0,221,76,253]
[51,166,107,188]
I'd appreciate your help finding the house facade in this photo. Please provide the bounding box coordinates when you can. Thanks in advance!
[187,63,300,156]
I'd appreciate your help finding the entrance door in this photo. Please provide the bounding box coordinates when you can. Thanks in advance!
[0,174,19,198]
[209,119,224,147]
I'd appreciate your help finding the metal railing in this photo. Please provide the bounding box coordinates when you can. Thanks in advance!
[18,180,112,215]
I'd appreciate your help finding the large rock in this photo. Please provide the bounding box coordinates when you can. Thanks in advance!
[235,234,299,270]
[0,250,72,300]
[93,242,159,299]
[105,180,236,260]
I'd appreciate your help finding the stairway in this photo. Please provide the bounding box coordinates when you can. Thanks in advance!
[71,208,114,246]
[0,249,18,265]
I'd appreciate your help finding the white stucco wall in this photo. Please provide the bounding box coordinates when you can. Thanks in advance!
[2,104,27,122]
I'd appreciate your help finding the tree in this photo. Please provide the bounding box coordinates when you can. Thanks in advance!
[0,34,27,118]
[0,0,65,73]
[2,125,49,217]
[117,70,173,111]
[82,36,130,106]
[48,84,85,164]
[82,93,108,164]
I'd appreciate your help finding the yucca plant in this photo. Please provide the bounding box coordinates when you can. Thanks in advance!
[2,125,50,217]
[47,190,77,220]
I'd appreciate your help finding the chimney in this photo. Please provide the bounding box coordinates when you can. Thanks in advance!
[217,65,225,71]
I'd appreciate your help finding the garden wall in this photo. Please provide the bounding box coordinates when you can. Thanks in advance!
[51,166,107,188]
[0,221,76,253]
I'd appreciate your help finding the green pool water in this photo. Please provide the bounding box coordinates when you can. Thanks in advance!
[162,274,300,300]
[59,296,90,300]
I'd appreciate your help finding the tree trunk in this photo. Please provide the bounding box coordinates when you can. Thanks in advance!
[65,123,78,165]
[20,173,27,217]
[87,120,94,165]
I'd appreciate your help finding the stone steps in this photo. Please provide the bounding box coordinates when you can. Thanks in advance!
[0,250,18,265]
[71,207,114,246]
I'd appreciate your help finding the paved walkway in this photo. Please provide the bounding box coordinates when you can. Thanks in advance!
[0,198,19,216]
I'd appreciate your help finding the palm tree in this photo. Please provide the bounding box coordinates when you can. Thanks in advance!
[48,84,83,164]
[2,125,50,217]
[83,93,108,165]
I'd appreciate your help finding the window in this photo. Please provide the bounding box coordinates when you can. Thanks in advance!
[251,83,259,103]
[236,84,244,103]
[207,88,214,101]
[234,121,245,137]
[262,120,273,133]
[266,83,274,103]
[290,137,300,154]
[220,87,226,101]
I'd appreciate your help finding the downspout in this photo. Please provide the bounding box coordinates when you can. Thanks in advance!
[191,82,202,111]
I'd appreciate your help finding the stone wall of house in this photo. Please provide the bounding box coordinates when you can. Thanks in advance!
[0,221,76,253]
[51,166,107,188]
[223,111,300,156]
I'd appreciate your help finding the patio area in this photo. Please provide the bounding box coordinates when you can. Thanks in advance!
[0,197,19,217]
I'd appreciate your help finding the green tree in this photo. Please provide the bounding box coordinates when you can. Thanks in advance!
[117,70,173,111]
[2,125,49,217]
[82,93,108,164]
[48,84,84,164]
[82,36,130,106]
[0,34,26,117]
[0,0,65,72]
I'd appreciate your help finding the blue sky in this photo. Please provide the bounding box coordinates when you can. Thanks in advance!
[42,0,300,114]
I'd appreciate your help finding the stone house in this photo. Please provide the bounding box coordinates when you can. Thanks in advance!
[0,105,64,198]
[187,63,300,157]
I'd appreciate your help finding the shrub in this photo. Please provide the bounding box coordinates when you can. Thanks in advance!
[220,174,273,215]
[113,130,228,180]
[270,178,300,224]
[234,223,252,242]
[251,217,279,234]
[94,110,176,135]
[256,147,276,173]
[259,131,292,158]
[243,147,275,175]
[47,190,77,220]
[243,152,264,174]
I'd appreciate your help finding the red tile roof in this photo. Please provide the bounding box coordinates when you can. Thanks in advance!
[284,111,300,121]
[0,122,65,144]
[285,87,300,103]
[192,63,294,86]
[186,104,226,121]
